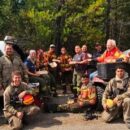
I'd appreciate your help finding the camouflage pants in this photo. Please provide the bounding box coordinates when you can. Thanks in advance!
[58,102,91,113]
[102,98,130,124]
[60,71,72,92]
[4,105,40,130]
[72,69,84,96]
[72,69,83,87]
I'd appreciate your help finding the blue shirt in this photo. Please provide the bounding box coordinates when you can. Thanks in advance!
[24,58,36,73]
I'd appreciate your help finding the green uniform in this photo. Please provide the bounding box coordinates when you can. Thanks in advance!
[102,73,130,125]
[3,82,40,130]
[0,55,28,89]
[58,54,72,93]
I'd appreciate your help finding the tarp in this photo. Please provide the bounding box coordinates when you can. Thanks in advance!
[0,41,5,54]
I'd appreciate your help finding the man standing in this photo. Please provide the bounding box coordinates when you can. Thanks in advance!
[70,45,88,97]
[43,44,57,96]
[58,47,72,94]
[0,42,28,89]
[92,43,104,59]
[102,65,130,129]
[3,71,40,130]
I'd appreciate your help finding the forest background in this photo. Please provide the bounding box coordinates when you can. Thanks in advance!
[0,0,130,54]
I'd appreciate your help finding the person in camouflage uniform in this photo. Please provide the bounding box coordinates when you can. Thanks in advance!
[43,44,57,96]
[3,71,40,130]
[0,42,28,90]
[57,75,96,113]
[57,47,73,94]
[102,65,130,129]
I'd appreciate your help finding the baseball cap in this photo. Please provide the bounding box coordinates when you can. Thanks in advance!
[50,44,55,48]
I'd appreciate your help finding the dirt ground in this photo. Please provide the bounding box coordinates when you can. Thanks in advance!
[0,92,129,130]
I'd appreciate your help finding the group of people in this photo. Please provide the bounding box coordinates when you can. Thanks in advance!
[1,37,130,130]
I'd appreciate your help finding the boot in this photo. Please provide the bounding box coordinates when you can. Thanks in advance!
[62,85,67,94]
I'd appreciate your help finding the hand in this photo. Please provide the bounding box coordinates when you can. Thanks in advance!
[44,62,48,66]
[113,97,118,105]
[35,72,41,77]
[113,97,122,106]
[76,61,80,64]
[16,112,24,119]
[103,104,108,111]
[69,61,76,65]
[18,91,28,99]
[116,100,123,107]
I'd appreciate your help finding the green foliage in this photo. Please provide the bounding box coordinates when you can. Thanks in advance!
[0,0,129,51]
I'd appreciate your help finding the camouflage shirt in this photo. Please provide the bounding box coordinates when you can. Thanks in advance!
[3,82,28,115]
[102,73,130,106]
[0,55,28,88]
[58,54,72,72]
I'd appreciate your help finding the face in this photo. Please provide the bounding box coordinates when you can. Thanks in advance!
[49,47,55,53]
[61,48,66,54]
[106,41,114,51]
[30,52,36,59]
[116,68,125,79]
[75,46,81,54]
[81,77,89,84]
[95,45,102,51]
[82,45,87,52]
[5,44,14,56]
[12,75,21,86]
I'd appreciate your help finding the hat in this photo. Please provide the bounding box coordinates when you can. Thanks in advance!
[50,44,55,48]
[4,36,15,44]
[22,94,34,105]
[106,99,114,108]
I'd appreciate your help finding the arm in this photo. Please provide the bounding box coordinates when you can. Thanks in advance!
[26,69,40,77]
[97,51,106,62]
[116,79,130,100]
[3,88,18,115]
[0,58,3,88]
[19,58,29,83]
[102,80,113,109]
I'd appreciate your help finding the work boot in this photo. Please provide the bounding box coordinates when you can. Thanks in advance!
[62,85,67,94]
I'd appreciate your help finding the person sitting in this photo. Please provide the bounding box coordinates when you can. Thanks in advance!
[3,71,40,130]
[90,39,126,80]
[96,39,126,63]
[24,50,50,98]
[69,45,89,98]
[102,65,130,129]
[56,75,96,113]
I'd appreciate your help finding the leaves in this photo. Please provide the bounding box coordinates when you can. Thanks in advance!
[0,0,129,51]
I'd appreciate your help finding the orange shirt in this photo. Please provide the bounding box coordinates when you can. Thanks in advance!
[97,47,126,63]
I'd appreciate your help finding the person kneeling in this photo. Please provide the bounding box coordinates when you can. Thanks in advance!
[3,71,40,130]
[57,75,96,113]
[102,65,130,129]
